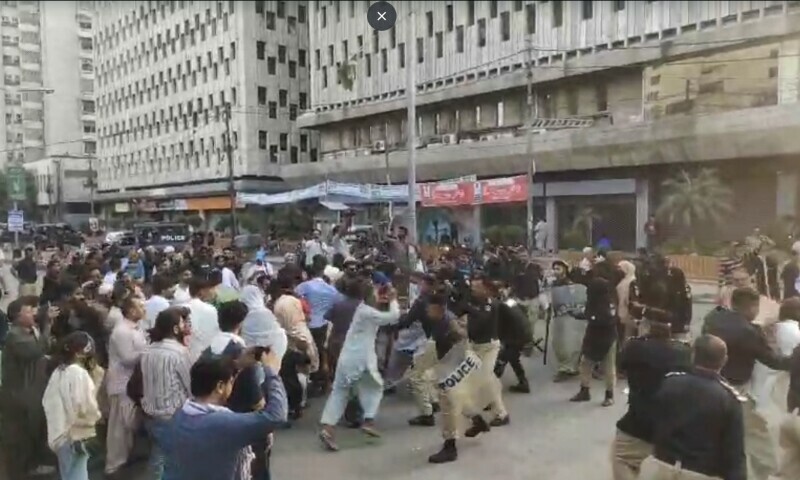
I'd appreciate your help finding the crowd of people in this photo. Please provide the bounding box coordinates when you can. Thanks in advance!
[0,221,799,480]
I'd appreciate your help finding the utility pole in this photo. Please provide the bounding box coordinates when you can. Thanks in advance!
[525,39,537,253]
[406,10,418,242]
[224,103,238,236]
[88,156,95,217]
[384,148,393,224]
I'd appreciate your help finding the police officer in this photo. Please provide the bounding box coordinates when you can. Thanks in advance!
[639,334,746,480]
[493,293,533,393]
[703,287,792,480]
[631,255,692,340]
[612,322,691,480]
[782,338,800,479]
[428,273,510,464]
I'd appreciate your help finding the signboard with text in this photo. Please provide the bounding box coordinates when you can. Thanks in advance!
[7,166,26,201]
[420,181,475,207]
[7,209,23,232]
[475,175,528,205]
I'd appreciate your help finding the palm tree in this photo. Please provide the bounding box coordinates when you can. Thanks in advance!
[656,168,733,251]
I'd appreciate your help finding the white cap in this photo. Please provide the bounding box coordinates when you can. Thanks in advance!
[164,245,176,254]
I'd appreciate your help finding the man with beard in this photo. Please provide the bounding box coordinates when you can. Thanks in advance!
[612,322,691,479]
[40,258,62,306]
[14,247,39,297]
[630,255,692,340]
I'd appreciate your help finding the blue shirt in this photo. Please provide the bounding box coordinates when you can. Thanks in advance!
[295,277,342,329]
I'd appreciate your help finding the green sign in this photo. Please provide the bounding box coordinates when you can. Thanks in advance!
[7,166,26,201]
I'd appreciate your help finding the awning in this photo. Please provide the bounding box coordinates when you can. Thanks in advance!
[319,200,350,211]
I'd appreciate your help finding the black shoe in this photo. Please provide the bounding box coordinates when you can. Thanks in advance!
[570,387,591,402]
[408,415,435,427]
[428,440,458,464]
[509,382,530,393]
[602,390,615,407]
[431,402,441,413]
[464,415,491,438]
[490,415,510,427]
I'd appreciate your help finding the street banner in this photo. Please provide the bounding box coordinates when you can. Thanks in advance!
[476,175,528,205]
[7,209,23,232]
[420,181,475,207]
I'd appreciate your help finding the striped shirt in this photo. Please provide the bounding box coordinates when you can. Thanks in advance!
[718,256,744,288]
[141,339,192,419]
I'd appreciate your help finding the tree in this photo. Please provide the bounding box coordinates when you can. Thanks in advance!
[656,168,733,251]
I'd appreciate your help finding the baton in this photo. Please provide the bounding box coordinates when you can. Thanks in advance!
[542,304,551,366]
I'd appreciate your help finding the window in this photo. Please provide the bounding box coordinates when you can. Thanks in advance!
[417,37,423,63]
[290,146,298,163]
[613,1,625,12]
[289,104,297,120]
[279,133,287,151]
[365,54,371,77]
[398,42,405,68]
[298,4,306,23]
[372,29,379,53]
[468,0,475,25]
[256,40,265,59]
[289,60,296,78]
[455,26,464,53]
[278,45,286,63]
[446,5,454,31]
[266,11,275,29]
[335,1,340,21]
[380,48,387,72]
[596,82,608,111]
[230,41,236,59]
[255,1,264,14]
[322,66,327,87]
[279,89,287,107]
[258,86,267,105]
[315,49,320,69]
[300,134,308,152]
[490,1,498,18]
[477,19,486,47]
[268,101,277,118]
[328,44,334,65]
[514,1,523,12]
[299,49,307,67]
[501,12,510,41]
[269,145,278,162]
[342,40,349,59]
[435,32,443,58]
[258,130,267,149]
[321,6,326,27]
[426,11,433,37]
[277,0,285,18]
[553,1,563,27]
[267,57,276,74]
[390,27,396,48]
[582,1,593,19]
[299,92,307,109]
[526,4,536,34]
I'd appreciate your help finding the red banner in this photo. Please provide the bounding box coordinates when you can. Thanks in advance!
[420,181,475,207]
[476,175,529,204]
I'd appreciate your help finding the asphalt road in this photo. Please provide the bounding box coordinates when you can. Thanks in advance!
[0,272,723,480]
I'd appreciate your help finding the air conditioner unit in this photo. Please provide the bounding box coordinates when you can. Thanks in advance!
[372,140,386,152]
[442,133,458,145]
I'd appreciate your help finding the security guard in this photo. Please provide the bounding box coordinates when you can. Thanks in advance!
[612,322,692,480]
[428,273,510,464]
[640,334,746,480]
[703,287,792,480]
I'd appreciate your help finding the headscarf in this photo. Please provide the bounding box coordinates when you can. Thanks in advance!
[616,260,636,322]
[240,285,287,361]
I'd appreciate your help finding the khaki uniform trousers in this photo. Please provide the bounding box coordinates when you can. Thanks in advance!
[18,282,37,297]
[579,341,617,391]
[775,412,800,480]
[611,429,652,480]
[407,340,438,417]
[439,340,507,440]
[637,456,721,480]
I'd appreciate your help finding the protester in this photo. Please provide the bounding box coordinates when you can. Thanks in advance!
[143,273,174,332]
[186,277,220,361]
[14,246,39,296]
[42,331,103,480]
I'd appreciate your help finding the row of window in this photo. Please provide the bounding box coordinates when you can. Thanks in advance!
[255,0,307,31]
[97,0,234,53]
[97,43,236,117]
[96,12,232,88]
[255,42,307,78]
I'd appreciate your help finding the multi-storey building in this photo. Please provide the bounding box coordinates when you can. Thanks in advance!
[296,1,800,249]
[0,0,95,169]
[94,0,317,223]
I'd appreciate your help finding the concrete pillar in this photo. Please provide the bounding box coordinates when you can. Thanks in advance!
[420,113,436,137]
[479,100,497,128]
[504,96,524,126]
[635,178,650,249]
[440,110,456,133]
[546,195,557,252]
[779,40,800,105]
[776,171,798,219]
[472,205,482,248]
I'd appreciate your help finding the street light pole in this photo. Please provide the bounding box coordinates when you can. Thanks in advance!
[224,103,238,236]
[525,40,537,253]
[406,10,417,242]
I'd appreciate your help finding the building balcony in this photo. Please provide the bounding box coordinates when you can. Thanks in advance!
[281,103,800,185]
[19,41,39,52]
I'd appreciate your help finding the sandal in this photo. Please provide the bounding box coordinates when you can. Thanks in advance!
[360,424,382,438]
[319,430,339,451]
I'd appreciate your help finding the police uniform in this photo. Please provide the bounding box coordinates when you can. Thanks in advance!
[612,336,691,480]
[428,295,509,464]
[640,369,747,480]
[630,265,692,340]
[493,297,533,392]
[703,308,791,480]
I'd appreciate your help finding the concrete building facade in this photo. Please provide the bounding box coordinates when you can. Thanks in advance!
[26,155,93,225]
[93,0,317,223]
[0,0,95,169]
[296,1,800,249]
